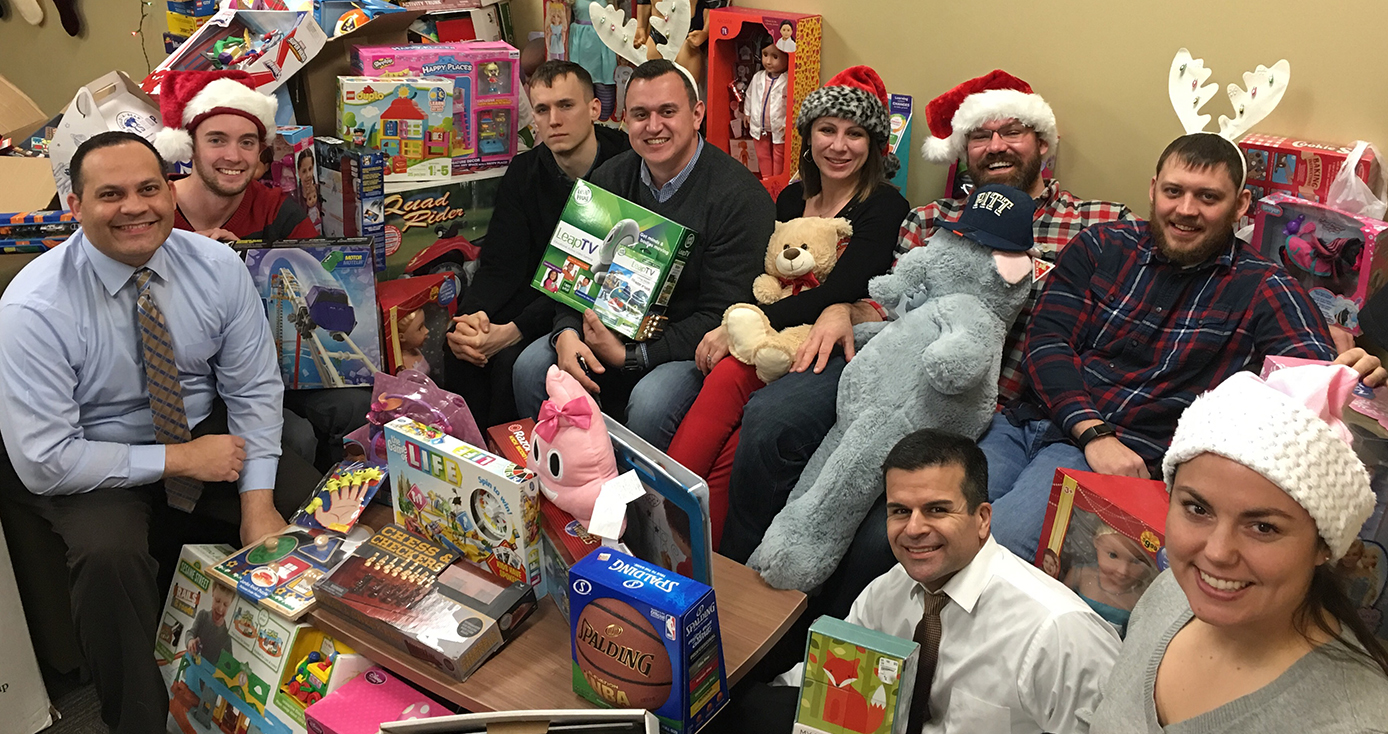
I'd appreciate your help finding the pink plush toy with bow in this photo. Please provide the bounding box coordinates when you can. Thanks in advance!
[529,365,620,531]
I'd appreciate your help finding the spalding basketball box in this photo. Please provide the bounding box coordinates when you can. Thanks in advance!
[569,548,728,734]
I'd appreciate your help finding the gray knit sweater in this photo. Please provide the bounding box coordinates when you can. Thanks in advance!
[550,141,775,367]
[1085,571,1388,734]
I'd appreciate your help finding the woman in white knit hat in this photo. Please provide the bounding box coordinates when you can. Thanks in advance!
[1087,363,1388,733]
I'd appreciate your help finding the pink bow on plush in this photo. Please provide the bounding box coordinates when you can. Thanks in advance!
[536,396,593,442]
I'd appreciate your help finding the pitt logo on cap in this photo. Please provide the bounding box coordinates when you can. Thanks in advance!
[973,191,1015,216]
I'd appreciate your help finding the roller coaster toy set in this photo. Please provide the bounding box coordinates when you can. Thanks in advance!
[241,237,383,389]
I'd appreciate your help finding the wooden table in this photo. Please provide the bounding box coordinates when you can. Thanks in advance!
[316,509,807,712]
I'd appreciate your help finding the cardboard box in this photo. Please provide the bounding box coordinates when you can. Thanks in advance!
[265,126,321,234]
[338,76,455,183]
[1252,192,1388,334]
[484,418,534,465]
[142,9,328,98]
[316,136,387,271]
[380,169,503,280]
[706,7,821,199]
[313,525,506,682]
[304,666,448,733]
[243,238,384,389]
[377,273,461,377]
[1036,468,1168,634]
[0,74,57,221]
[795,616,919,734]
[1239,133,1384,225]
[386,417,543,589]
[0,519,54,734]
[533,180,698,340]
[416,3,512,45]
[380,710,659,734]
[569,548,728,734]
[289,10,424,135]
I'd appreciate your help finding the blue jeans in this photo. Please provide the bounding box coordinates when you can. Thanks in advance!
[720,356,846,563]
[979,413,1091,560]
[512,337,704,451]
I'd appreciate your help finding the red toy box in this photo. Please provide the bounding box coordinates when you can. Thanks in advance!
[377,273,462,376]
[485,418,535,466]
[705,7,820,199]
[1036,468,1169,634]
[1238,133,1383,225]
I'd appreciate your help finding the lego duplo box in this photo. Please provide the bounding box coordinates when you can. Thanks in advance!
[378,273,462,377]
[385,417,543,591]
[316,136,387,271]
[569,548,727,734]
[265,126,321,234]
[1251,192,1388,334]
[380,169,504,280]
[533,180,697,341]
[338,76,455,183]
[795,616,919,734]
[1036,468,1168,634]
[1238,133,1383,225]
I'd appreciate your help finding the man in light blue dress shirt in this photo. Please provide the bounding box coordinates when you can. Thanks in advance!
[0,131,317,733]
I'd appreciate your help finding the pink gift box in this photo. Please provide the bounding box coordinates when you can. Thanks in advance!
[305,666,445,734]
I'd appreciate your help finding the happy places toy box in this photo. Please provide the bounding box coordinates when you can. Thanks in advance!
[796,616,919,734]
[338,76,455,183]
[533,180,697,340]
[385,417,543,591]
[569,548,727,734]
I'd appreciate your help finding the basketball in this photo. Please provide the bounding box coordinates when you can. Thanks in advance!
[573,597,673,709]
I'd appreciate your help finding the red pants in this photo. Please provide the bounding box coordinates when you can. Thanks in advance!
[667,359,766,550]
[754,134,785,179]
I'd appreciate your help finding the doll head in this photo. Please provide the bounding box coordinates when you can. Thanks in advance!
[398,308,429,351]
[779,20,794,41]
[1092,524,1155,593]
[760,41,788,75]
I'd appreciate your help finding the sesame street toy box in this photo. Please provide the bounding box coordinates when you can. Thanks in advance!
[385,417,543,591]
[1251,192,1388,335]
[569,548,727,734]
[795,616,919,734]
[337,76,455,183]
[1035,468,1169,634]
[532,180,697,340]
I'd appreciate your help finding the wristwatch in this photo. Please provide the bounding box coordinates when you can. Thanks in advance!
[623,343,643,374]
[1076,422,1117,448]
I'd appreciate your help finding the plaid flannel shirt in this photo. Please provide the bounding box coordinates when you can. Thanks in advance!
[888,180,1134,404]
[1017,221,1334,472]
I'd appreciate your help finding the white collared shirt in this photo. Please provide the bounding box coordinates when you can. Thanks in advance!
[777,537,1121,733]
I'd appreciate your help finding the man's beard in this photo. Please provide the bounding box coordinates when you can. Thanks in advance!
[1150,203,1237,266]
[194,157,251,198]
[969,149,1043,192]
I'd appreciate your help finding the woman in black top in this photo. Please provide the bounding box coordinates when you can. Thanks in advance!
[667,66,909,547]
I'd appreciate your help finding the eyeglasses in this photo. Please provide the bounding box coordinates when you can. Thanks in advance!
[966,126,1032,145]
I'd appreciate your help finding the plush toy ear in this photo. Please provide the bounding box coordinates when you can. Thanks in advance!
[994,250,1033,285]
[830,217,853,241]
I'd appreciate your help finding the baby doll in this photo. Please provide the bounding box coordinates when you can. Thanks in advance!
[744,38,788,180]
[396,308,430,376]
[1064,523,1156,633]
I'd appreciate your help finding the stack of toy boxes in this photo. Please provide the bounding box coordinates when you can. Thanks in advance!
[1251,192,1388,334]
[1035,468,1168,635]
[569,548,728,734]
[338,76,455,183]
[350,41,520,174]
[317,136,387,271]
[796,617,919,734]
[1238,134,1383,227]
[265,126,320,234]
[242,239,383,389]
[0,210,79,253]
[167,0,216,39]
[305,667,448,733]
[385,416,544,593]
[377,273,462,376]
[539,496,602,618]
[705,7,821,198]
[379,168,505,279]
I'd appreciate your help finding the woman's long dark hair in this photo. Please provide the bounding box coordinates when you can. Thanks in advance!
[1294,557,1388,678]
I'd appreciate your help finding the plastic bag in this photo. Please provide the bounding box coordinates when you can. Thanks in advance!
[1326,140,1388,221]
[344,369,484,464]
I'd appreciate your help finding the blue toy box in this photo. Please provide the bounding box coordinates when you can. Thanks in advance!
[317,137,387,271]
[569,548,728,734]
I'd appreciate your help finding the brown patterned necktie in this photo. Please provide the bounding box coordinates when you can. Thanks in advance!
[134,267,203,512]
[905,591,950,732]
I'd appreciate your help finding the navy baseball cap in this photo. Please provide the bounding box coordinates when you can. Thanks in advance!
[939,184,1036,252]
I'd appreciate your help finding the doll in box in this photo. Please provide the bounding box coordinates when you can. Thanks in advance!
[396,308,431,376]
[1063,522,1156,632]
[743,37,788,180]
[567,0,618,119]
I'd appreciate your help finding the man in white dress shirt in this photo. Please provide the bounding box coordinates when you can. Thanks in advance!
[756,428,1121,733]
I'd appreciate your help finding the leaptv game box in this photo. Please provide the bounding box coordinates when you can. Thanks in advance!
[532,181,697,340]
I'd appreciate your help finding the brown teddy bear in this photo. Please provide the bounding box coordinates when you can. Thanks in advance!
[723,217,853,382]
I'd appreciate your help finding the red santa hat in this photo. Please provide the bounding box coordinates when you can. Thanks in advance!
[920,70,1057,164]
[151,70,277,162]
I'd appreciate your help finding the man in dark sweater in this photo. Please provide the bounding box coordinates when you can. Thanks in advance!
[512,59,775,450]
[445,61,630,428]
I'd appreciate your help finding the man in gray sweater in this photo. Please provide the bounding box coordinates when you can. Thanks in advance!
[513,59,775,450]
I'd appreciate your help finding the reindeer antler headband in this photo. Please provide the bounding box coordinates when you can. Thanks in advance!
[589,0,700,96]
[1168,48,1290,188]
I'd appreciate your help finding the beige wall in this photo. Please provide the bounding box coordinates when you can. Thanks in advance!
[6,1,1387,212]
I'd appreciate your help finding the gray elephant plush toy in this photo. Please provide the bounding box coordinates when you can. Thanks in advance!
[748,185,1039,591]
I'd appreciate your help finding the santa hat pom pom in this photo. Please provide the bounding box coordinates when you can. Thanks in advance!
[921,135,956,164]
[153,126,194,163]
